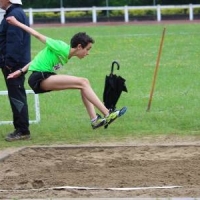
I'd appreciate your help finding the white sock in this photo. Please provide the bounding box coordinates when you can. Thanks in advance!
[91,116,98,122]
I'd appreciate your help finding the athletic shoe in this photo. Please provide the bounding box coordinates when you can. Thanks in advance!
[118,106,127,117]
[105,110,119,125]
[91,114,106,129]
[5,130,31,142]
[105,106,127,128]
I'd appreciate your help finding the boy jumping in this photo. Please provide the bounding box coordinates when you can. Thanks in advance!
[6,16,127,139]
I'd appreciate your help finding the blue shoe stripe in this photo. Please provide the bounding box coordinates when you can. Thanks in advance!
[119,106,127,117]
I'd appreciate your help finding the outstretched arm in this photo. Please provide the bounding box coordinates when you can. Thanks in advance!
[7,62,31,79]
[6,16,46,44]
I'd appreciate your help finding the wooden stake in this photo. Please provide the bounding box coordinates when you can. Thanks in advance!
[146,28,166,112]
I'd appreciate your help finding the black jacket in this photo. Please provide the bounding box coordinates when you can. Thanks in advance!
[0,4,31,69]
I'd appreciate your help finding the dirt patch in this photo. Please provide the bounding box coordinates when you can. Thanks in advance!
[0,136,200,199]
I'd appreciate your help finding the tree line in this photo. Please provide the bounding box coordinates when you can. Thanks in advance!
[22,0,199,8]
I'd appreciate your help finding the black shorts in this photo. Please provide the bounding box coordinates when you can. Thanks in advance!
[28,71,56,94]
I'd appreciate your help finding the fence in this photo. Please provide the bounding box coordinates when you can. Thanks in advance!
[0,4,200,25]
[0,90,40,125]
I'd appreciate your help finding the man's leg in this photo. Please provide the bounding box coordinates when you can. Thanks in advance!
[40,74,126,129]
[2,67,30,141]
[7,83,30,133]
[40,74,109,117]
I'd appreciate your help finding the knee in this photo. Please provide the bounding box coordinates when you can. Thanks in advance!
[81,77,90,87]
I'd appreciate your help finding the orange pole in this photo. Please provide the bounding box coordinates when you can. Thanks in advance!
[147,28,166,112]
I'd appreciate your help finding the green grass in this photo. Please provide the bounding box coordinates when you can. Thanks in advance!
[0,22,200,148]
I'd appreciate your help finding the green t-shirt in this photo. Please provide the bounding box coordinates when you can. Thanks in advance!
[29,37,70,72]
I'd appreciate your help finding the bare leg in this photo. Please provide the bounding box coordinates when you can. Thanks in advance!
[81,91,96,119]
[40,74,109,119]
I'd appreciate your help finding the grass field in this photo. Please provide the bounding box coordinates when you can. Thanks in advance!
[0,22,200,148]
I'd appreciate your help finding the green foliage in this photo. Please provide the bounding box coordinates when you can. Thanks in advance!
[32,11,93,19]
[194,8,200,14]
[129,9,147,16]
[65,11,91,18]
[110,9,155,16]
[33,12,60,19]
[110,10,124,16]
[162,8,189,15]
[145,9,155,15]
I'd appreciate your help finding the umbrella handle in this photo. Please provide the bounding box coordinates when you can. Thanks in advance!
[111,61,120,74]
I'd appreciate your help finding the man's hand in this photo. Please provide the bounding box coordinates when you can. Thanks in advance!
[6,16,19,26]
[7,70,21,79]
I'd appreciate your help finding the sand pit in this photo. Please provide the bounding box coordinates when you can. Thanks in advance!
[0,140,200,199]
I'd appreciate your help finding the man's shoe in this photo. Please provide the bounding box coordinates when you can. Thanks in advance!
[91,114,106,129]
[105,110,120,125]
[5,130,31,142]
[105,106,127,128]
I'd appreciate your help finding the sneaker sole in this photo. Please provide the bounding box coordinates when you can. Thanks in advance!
[5,136,31,142]
[92,120,106,130]
[118,106,127,117]
[104,106,127,129]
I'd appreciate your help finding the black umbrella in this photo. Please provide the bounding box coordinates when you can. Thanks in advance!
[103,61,128,112]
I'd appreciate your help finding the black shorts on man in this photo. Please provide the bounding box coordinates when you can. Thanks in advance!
[28,71,56,94]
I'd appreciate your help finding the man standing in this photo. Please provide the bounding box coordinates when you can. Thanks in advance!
[0,0,31,141]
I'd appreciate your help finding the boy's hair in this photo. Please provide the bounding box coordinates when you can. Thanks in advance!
[70,32,95,48]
